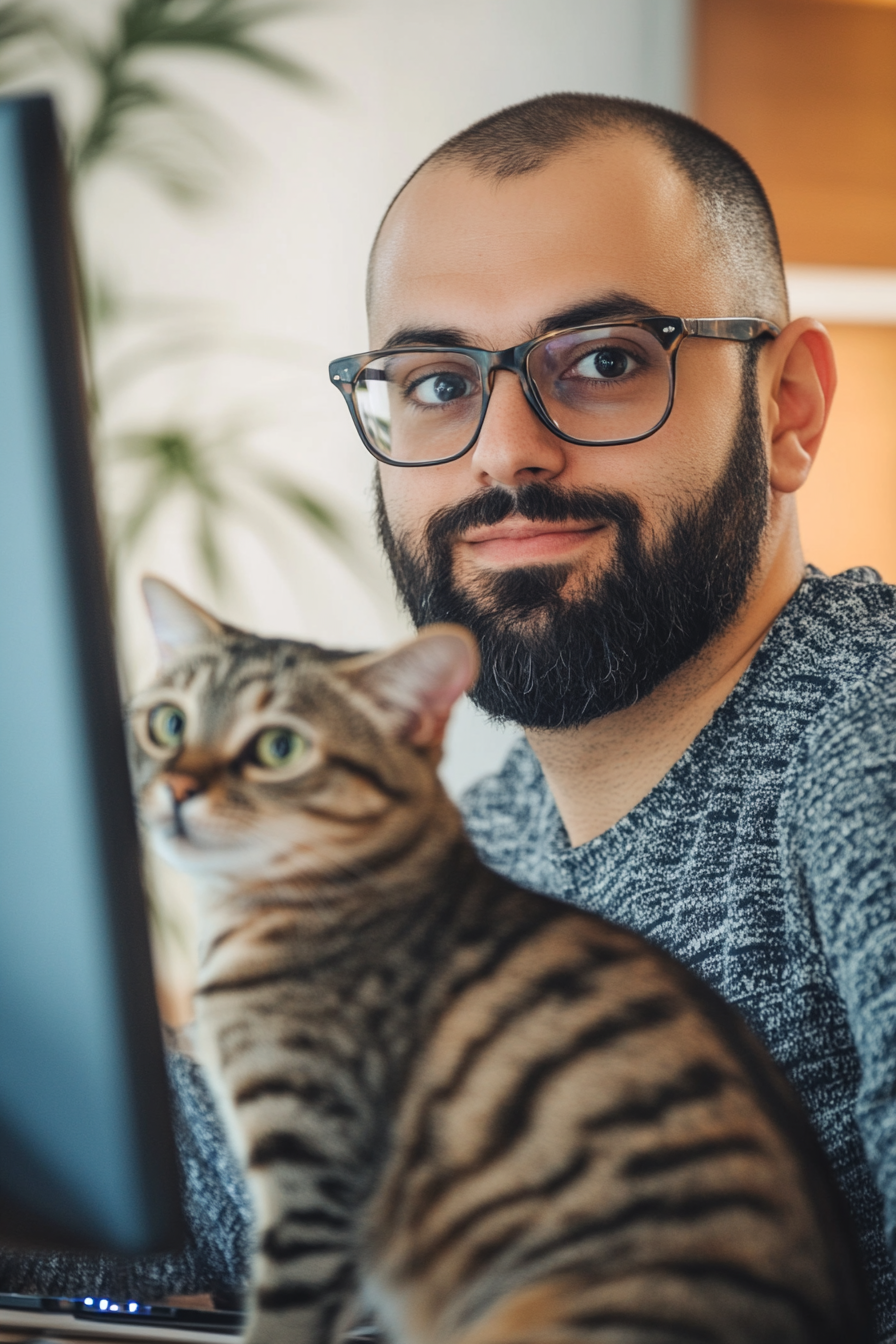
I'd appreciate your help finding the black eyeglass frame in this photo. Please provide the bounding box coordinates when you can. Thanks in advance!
[328,315,781,468]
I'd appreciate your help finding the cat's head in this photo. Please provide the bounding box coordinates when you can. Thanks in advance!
[128,579,478,888]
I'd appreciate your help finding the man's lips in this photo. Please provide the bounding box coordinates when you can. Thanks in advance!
[459,519,606,564]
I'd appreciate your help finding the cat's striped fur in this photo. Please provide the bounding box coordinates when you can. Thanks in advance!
[130,579,870,1344]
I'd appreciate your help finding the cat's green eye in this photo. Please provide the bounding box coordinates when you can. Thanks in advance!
[148,703,186,750]
[253,727,307,770]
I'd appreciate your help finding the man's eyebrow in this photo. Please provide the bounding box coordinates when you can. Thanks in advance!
[381,296,666,352]
[381,325,470,348]
[534,294,665,336]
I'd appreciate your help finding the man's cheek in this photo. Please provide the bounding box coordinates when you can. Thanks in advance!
[378,467,443,537]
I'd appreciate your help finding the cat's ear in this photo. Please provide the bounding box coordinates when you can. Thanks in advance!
[341,625,479,749]
[142,576,227,666]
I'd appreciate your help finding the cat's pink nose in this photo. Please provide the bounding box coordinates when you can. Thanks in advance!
[165,773,201,805]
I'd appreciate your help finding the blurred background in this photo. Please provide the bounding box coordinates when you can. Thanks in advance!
[1,0,891,1023]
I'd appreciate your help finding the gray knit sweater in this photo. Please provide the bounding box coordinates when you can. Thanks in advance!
[463,566,896,1341]
[3,568,894,1339]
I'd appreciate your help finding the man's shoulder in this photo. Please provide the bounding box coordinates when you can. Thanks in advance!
[711,567,896,840]
[458,568,896,848]
[460,738,550,862]
[782,565,896,658]
[753,566,896,705]
[785,664,896,826]
[798,565,896,702]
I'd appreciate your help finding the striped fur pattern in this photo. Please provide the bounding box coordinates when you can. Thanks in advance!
[130,580,870,1344]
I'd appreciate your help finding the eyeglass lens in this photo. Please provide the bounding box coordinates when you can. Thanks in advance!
[353,325,674,463]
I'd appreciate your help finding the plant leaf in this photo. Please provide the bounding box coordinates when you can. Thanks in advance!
[0,1,60,82]
[257,471,344,541]
[196,499,227,590]
[116,473,171,551]
[0,0,47,44]
[119,0,324,89]
[71,0,324,186]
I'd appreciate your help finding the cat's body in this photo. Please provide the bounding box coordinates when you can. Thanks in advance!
[130,580,870,1344]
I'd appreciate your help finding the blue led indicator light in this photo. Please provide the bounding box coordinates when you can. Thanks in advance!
[99,1300,108,1311]
[110,1305,119,1312]
[83,1298,94,1306]
[128,1303,138,1313]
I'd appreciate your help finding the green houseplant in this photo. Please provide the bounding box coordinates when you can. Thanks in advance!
[0,0,347,598]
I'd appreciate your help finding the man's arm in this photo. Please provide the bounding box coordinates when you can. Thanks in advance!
[786,677,896,1252]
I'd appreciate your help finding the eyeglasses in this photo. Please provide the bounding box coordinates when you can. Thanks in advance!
[329,315,779,468]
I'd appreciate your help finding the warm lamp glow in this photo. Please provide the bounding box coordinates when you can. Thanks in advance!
[798,324,896,582]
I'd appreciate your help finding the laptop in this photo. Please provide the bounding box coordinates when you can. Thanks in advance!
[0,92,250,1343]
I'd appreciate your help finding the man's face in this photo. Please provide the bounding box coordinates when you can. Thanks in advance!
[368,135,773,726]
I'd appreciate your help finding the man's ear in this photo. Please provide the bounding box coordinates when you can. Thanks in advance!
[339,625,480,750]
[765,318,837,494]
[142,576,228,666]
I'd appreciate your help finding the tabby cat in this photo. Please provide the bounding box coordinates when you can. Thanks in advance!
[129,578,870,1344]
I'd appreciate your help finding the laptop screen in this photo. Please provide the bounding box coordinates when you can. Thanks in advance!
[0,94,183,1256]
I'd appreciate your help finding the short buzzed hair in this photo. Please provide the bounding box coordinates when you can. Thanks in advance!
[370,92,788,321]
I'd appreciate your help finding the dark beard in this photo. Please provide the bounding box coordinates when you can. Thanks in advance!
[375,360,769,729]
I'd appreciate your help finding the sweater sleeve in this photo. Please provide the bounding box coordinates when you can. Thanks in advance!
[786,677,896,1254]
[0,1049,252,1302]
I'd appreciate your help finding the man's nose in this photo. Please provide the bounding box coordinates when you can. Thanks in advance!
[164,773,201,805]
[469,368,567,487]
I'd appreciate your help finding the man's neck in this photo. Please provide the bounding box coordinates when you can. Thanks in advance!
[525,535,806,848]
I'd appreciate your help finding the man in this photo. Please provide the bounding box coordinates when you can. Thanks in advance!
[8,93,894,1338]
[330,94,896,1338]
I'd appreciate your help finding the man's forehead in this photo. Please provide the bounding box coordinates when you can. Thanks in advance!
[368,135,729,349]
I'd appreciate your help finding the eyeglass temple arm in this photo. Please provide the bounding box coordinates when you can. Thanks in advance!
[682,318,781,341]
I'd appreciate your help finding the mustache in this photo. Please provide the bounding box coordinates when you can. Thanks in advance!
[424,481,642,550]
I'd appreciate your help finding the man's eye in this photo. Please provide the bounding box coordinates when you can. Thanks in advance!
[409,371,474,405]
[571,346,637,380]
